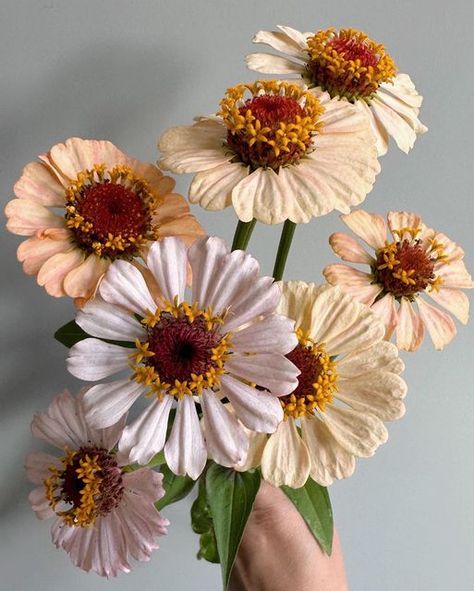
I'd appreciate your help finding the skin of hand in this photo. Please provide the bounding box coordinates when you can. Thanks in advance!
[229,481,349,591]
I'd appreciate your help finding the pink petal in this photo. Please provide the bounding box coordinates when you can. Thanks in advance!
[63,253,109,299]
[371,294,399,340]
[76,298,145,341]
[25,452,60,484]
[417,297,457,350]
[5,198,65,236]
[437,260,473,289]
[29,487,55,520]
[146,237,187,303]
[82,379,146,428]
[188,235,230,306]
[396,297,425,351]
[67,339,131,380]
[340,209,387,249]
[226,353,299,396]
[14,161,65,206]
[164,395,207,479]
[17,231,72,275]
[232,314,297,354]
[329,232,374,264]
[428,288,470,324]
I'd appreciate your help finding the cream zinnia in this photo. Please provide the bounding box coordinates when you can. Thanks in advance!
[324,210,473,351]
[247,26,427,156]
[159,80,380,224]
[26,390,169,577]
[67,236,299,478]
[5,137,203,303]
[242,282,407,488]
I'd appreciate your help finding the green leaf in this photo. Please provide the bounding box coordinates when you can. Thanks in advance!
[282,477,333,555]
[155,464,196,511]
[206,464,261,590]
[198,529,220,563]
[191,478,220,563]
[54,320,90,348]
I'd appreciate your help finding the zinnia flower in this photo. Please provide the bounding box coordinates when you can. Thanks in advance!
[242,282,407,488]
[26,390,169,577]
[324,210,473,351]
[5,137,204,303]
[67,236,299,478]
[159,80,380,224]
[247,26,427,156]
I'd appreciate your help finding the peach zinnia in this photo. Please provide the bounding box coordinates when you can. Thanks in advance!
[5,137,203,302]
[324,210,473,351]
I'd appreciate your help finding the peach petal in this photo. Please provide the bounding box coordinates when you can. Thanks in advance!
[396,297,425,351]
[387,211,422,235]
[371,294,399,340]
[17,234,72,275]
[417,297,457,350]
[323,263,374,287]
[63,254,110,299]
[158,216,205,246]
[154,193,190,224]
[129,160,175,194]
[37,248,86,297]
[341,210,387,249]
[5,199,65,236]
[436,260,473,289]
[431,232,465,264]
[427,288,470,325]
[329,232,374,264]
[14,161,65,206]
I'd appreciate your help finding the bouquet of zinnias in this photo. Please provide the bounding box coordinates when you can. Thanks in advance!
[5,24,472,589]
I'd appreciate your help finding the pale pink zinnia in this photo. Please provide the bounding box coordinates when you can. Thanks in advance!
[5,137,203,304]
[67,236,299,478]
[324,210,473,351]
[26,390,169,577]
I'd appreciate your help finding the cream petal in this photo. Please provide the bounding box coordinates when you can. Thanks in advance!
[201,390,249,467]
[277,281,327,336]
[416,297,457,350]
[245,52,305,75]
[37,248,86,297]
[387,211,422,236]
[261,419,311,488]
[25,452,61,484]
[340,210,387,249]
[338,341,404,377]
[14,161,65,206]
[220,374,283,433]
[67,339,131,380]
[301,416,355,486]
[226,353,299,396]
[76,298,145,341]
[375,84,426,133]
[119,397,173,465]
[337,371,407,421]
[158,119,230,173]
[319,96,373,133]
[99,259,157,316]
[234,431,268,472]
[164,395,207,479]
[371,294,399,340]
[48,138,130,180]
[323,263,375,289]
[146,237,187,302]
[232,314,298,354]
[329,232,375,264]
[436,260,473,289]
[231,167,291,224]
[381,73,424,108]
[396,297,425,351]
[17,232,72,275]
[252,28,307,57]
[83,379,146,428]
[427,288,469,324]
[353,98,389,156]
[63,254,109,299]
[188,235,230,307]
[189,161,249,210]
[5,198,65,236]
[322,405,388,457]
[370,96,418,153]
[277,25,312,47]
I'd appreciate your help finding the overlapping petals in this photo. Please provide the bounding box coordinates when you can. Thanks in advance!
[242,282,406,488]
[26,390,169,577]
[67,236,299,478]
[247,25,427,156]
[5,137,203,302]
[324,210,473,350]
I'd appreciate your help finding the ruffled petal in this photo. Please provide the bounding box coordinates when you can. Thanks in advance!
[220,374,283,432]
[67,339,131,380]
[201,390,249,467]
[261,419,311,488]
[337,341,404,377]
[396,297,425,351]
[329,232,375,264]
[340,209,387,249]
[119,397,173,465]
[189,161,249,211]
[16,230,72,275]
[164,395,207,479]
[416,297,457,350]
[436,260,473,289]
[323,263,381,305]
[301,416,356,486]
[5,198,65,236]
[146,237,187,303]
[37,248,86,297]
[82,379,146,428]
[14,161,65,206]
[226,353,299,396]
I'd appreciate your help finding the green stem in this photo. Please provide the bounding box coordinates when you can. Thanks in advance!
[231,219,257,251]
[272,220,297,281]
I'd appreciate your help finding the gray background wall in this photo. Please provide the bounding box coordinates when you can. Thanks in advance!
[1,1,473,589]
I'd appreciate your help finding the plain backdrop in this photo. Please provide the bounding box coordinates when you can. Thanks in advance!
[1,1,473,590]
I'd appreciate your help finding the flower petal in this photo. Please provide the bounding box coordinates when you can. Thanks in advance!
[146,237,187,303]
[338,341,404,377]
[246,52,305,75]
[371,294,399,340]
[189,161,249,211]
[25,452,61,484]
[164,395,207,479]
[5,198,65,236]
[76,298,145,341]
[252,28,308,57]
[396,297,425,351]
[427,288,469,324]
[226,353,299,396]
[232,314,297,354]
[261,420,311,488]
[29,486,55,520]
[67,339,131,380]
[416,297,457,350]
[329,232,375,264]
[83,379,146,428]
[14,161,65,206]
[37,248,86,297]
[220,374,283,432]
[16,230,72,275]
[63,254,109,299]
[340,209,387,249]
[436,260,473,289]
[188,235,230,307]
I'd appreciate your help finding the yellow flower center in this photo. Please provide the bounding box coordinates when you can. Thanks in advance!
[65,164,163,259]
[130,298,232,399]
[306,28,397,101]
[281,329,338,419]
[219,80,325,170]
[44,446,123,527]
[374,226,446,299]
